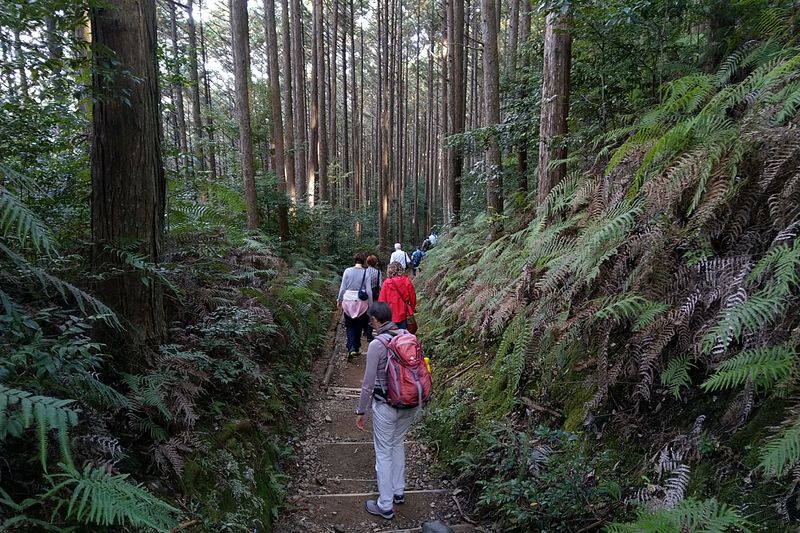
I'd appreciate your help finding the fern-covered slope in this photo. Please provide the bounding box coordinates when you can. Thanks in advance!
[417,41,800,532]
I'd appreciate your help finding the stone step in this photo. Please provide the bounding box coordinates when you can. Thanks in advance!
[318,406,374,440]
[378,525,478,533]
[300,472,442,496]
[316,441,376,478]
[316,441,431,479]
[292,489,466,532]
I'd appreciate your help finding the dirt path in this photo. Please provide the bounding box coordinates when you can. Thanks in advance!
[274,314,476,533]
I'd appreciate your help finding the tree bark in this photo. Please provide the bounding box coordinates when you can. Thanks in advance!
[231,0,260,228]
[537,10,572,205]
[481,0,503,223]
[91,0,166,341]
[263,0,291,240]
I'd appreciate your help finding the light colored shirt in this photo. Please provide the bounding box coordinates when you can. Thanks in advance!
[390,250,410,269]
[357,321,397,414]
[338,265,372,318]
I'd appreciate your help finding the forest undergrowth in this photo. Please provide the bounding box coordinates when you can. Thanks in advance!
[417,39,800,532]
[0,175,337,531]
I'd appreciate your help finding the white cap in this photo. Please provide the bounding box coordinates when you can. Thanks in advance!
[394,243,401,250]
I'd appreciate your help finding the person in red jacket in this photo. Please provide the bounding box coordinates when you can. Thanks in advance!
[378,261,416,329]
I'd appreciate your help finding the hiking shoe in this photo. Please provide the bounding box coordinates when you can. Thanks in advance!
[348,350,359,359]
[393,494,405,505]
[365,499,394,519]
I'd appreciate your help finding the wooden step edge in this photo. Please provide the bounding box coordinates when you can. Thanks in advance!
[377,525,478,533]
[305,488,451,499]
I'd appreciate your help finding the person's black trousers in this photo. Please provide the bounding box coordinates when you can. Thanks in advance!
[344,313,370,353]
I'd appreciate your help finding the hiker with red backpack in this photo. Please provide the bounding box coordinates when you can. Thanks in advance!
[355,302,432,520]
[379,261,418,333]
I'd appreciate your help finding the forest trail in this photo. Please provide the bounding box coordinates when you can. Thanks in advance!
[275,314,477,533]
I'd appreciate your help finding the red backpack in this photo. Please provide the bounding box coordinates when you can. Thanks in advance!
[377,331,433,409]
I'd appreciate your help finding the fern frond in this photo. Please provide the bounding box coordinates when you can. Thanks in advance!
[0,385,79,470]
[606,498,750,533]
[701,345,796,392]
[759,419,800,477]
[595,294,668,328]
[0,185,54,254]
[0,242,120,327]
[660,354,694,400]
[48,463,178,531]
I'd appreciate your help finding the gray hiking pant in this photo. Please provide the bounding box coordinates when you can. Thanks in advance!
[372,400,416,511]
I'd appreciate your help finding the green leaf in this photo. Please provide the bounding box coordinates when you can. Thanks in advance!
[700,345,796,393]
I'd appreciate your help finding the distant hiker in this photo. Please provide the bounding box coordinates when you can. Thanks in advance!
[337,253,372,358]
[366,255,383,299]
[379,261,417,332]
[355,302,431,520]
[366,255,383,341]
[411,246,426,276]
[389,243,411,271]
[422,231,437,252]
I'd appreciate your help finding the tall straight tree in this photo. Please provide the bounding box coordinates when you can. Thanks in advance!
[329,0,340,169]
[315,0,329,203]
[198,0,218,180]
[341,9,350,208]
[280,0,297,200]
[186,0,205,173]
[291,0,308,200]
[516,0,531,192]
[481,0,503,224]
[449,0,465,224]
[263,0,290,240]
[231,0,260,228]
[349,0,360,215]
[378,0,390,250]
[537,8,572,204]
[91,0,166,340]
[168,0,189,166]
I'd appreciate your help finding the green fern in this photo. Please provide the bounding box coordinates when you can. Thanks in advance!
[0,385,79,470]
[595,294,668,327]
[701,345,796,392]
[47,463,178,531]
[0,164,54,254]
[758,419,800,476]
[660,354,694,400]
[102,243,179,294]
[701,292,791,355]
[747,240,800,292]
[0,242,120,327]
[605,498,751,533]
